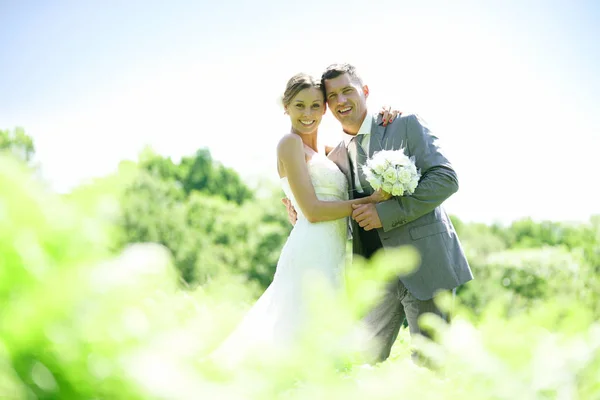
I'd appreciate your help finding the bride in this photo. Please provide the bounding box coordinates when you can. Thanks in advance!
[210,73,396,365]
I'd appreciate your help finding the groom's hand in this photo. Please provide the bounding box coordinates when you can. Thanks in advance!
[282,198,297,226]
[351,204,382,231]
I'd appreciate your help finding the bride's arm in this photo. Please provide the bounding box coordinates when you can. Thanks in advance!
[278,134,379,223]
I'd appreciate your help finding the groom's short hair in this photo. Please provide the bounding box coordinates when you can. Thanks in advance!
[321,63,364,88]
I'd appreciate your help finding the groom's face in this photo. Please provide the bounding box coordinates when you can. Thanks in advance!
[323,73,369,133]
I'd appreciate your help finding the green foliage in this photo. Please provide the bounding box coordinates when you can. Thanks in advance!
[0,127,35,165]
[459,247,596,316]
[116,155,290,288]
[139,147,253,205]
[2,154,600,399]
[457,216,600,320]
[452,217,508,261]
[50,145,289,289]
[3,131,600,399]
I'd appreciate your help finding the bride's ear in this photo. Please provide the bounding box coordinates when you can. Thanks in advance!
[322,103,327,115]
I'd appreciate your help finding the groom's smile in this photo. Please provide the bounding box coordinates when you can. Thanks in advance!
[337,105,353,117]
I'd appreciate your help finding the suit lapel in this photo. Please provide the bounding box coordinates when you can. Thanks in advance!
[368,115,387,156]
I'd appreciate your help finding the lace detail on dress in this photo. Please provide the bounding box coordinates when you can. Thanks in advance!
[307,153,348,200]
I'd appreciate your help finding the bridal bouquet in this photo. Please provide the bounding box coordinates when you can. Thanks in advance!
[361,149,420,196]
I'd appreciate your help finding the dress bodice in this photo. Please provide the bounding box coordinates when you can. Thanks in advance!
[281,152,348,221]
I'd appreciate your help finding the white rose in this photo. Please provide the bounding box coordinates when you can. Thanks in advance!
[363,168,376,183]
[383,167,398,183]
[389,152,410,166]
[370,176,383,191]
[382,182,393,194]
[398,168,412,184]
[373,162,386,175]
[408,162,418,175]
[407,180,418,193]
[364,159,373,169]
[391,183,405,196]
[373,150,389,161]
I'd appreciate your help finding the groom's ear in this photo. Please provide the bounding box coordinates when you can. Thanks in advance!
[362,85,370,98]
[322,102,327,115]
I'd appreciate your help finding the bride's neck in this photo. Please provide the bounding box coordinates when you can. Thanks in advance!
[292,130,319,152]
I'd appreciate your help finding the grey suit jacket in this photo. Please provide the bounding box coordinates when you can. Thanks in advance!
[328,113,473,300]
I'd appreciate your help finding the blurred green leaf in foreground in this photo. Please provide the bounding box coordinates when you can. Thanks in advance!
[1,152,600,400]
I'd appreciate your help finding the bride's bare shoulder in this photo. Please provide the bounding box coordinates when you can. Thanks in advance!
[277,133,302,155]
[277,134,306,178]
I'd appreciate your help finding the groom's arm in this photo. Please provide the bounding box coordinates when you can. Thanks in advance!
[375,114,459,232]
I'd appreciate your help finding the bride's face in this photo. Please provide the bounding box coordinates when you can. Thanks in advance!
[285,87,326,135]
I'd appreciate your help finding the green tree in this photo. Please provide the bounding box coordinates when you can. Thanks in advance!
[0,127,35,164]
[180,149,252,204]
[139,147,253,205]
[115,165,289,289]
[117,171,201,283]
[138,147,181,182]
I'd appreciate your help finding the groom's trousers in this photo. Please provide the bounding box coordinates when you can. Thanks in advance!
[362,278,451,364]
[356,225,452,364]
[351,194,453,364]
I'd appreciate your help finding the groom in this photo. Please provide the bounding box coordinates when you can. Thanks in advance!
[284,63,473,364]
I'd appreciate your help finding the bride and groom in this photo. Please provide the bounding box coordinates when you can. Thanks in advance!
[212,63,473,366]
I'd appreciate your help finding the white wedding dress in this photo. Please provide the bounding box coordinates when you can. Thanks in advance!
[211,151,349,366]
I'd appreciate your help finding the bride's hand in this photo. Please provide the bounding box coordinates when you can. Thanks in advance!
[370,189,392,203]
[378,106,402,126]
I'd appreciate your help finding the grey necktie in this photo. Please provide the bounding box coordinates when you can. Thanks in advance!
[347,136,369,194]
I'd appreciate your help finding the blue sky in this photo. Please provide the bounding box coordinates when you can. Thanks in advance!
[1,0,599,223]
